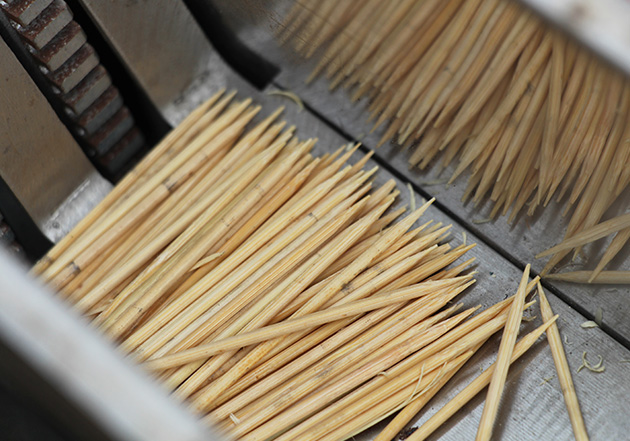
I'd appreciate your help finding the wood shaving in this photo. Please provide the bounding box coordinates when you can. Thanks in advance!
[571,249,587,264]
[418,178,448,186]
[595,307,603,326]
[462,232,467,246]
[539,375,554,386]
[522,315,537,322]
[190,251,225,271]
[229,413,240,425]
[266,89,304,111]
[421,362,448,396]
[472,218,493,225]
[577,352,605,373]
[403,364,425,406]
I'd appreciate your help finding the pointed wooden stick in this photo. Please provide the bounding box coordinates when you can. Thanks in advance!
[372,348,477,441]
[475,264,531,441]
[100,138,297,338]
[213,295,469,425]
[545,270,630,284]
[407,316,557,441]
[212,301,461,420]
[537,282,589,441]
[42,98,253,285]
[267,296,535,441]
[235,307,476,441]
[591,227,630,281]
[207,245,455,409]
[537,213,630,258]
[129,172,373,360]
[31,89,227,276]
[143,280,465,371]
[171,199,393,398]
[322,351,474,441]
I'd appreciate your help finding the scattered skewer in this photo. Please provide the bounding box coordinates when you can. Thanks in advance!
[537,282,589,441]
[476,265,532,441]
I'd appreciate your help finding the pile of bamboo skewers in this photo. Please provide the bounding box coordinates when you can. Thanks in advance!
[32,91,584,440]
[280,0,630,280]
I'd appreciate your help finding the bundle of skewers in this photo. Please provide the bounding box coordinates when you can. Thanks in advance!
[280,0,630,281]
[32,91,586,440]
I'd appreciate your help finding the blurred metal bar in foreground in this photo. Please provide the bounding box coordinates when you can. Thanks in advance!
[0,249,221,441]
[519,0,630,74]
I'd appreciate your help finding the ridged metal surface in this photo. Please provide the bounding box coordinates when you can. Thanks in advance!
[0,0,144,176]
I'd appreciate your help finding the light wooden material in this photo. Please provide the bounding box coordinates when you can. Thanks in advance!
[545,271,630,284]
[475,264,532,441]
[38,94,544,441]
[407,317,557,441]
[285,0,630,278]
[537,282,589,441]
[143,279,467,371]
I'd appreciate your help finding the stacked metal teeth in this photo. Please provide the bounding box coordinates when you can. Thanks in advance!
[281,0,630,277]
[0,0,144,175]
[32,91,552,440]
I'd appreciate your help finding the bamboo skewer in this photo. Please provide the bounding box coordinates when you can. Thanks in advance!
[320,352,473,441]
[30,89,227,276]
[178,201,408,403]
[537,213,630,258]
[100,139,299,339]
[214,296,458,416]
[407,317,557,441]
[286,0,630,277]
[207,246,459,410]
[217,301,472,434]
[537,283,589,441]
[545,271,630,284]
[267,298,533,441]
[43,98,254,286]
[475,264,531,441]
[122,167,369,357]
[144,280,466,371]
[148,191,374,366]
[166,199,393,392]
[235,310,477,441]
[371,350,475,441]
[37,92,588,441]
[212,300,460,421]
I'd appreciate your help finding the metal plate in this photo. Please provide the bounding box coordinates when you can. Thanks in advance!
[270,66,630,347]
[75,0,219,126]
[0,248,220,441]
[0,35,111,242]
[206,0,630,348]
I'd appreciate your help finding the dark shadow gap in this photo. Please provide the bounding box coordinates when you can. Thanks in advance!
[184,0,279,90]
